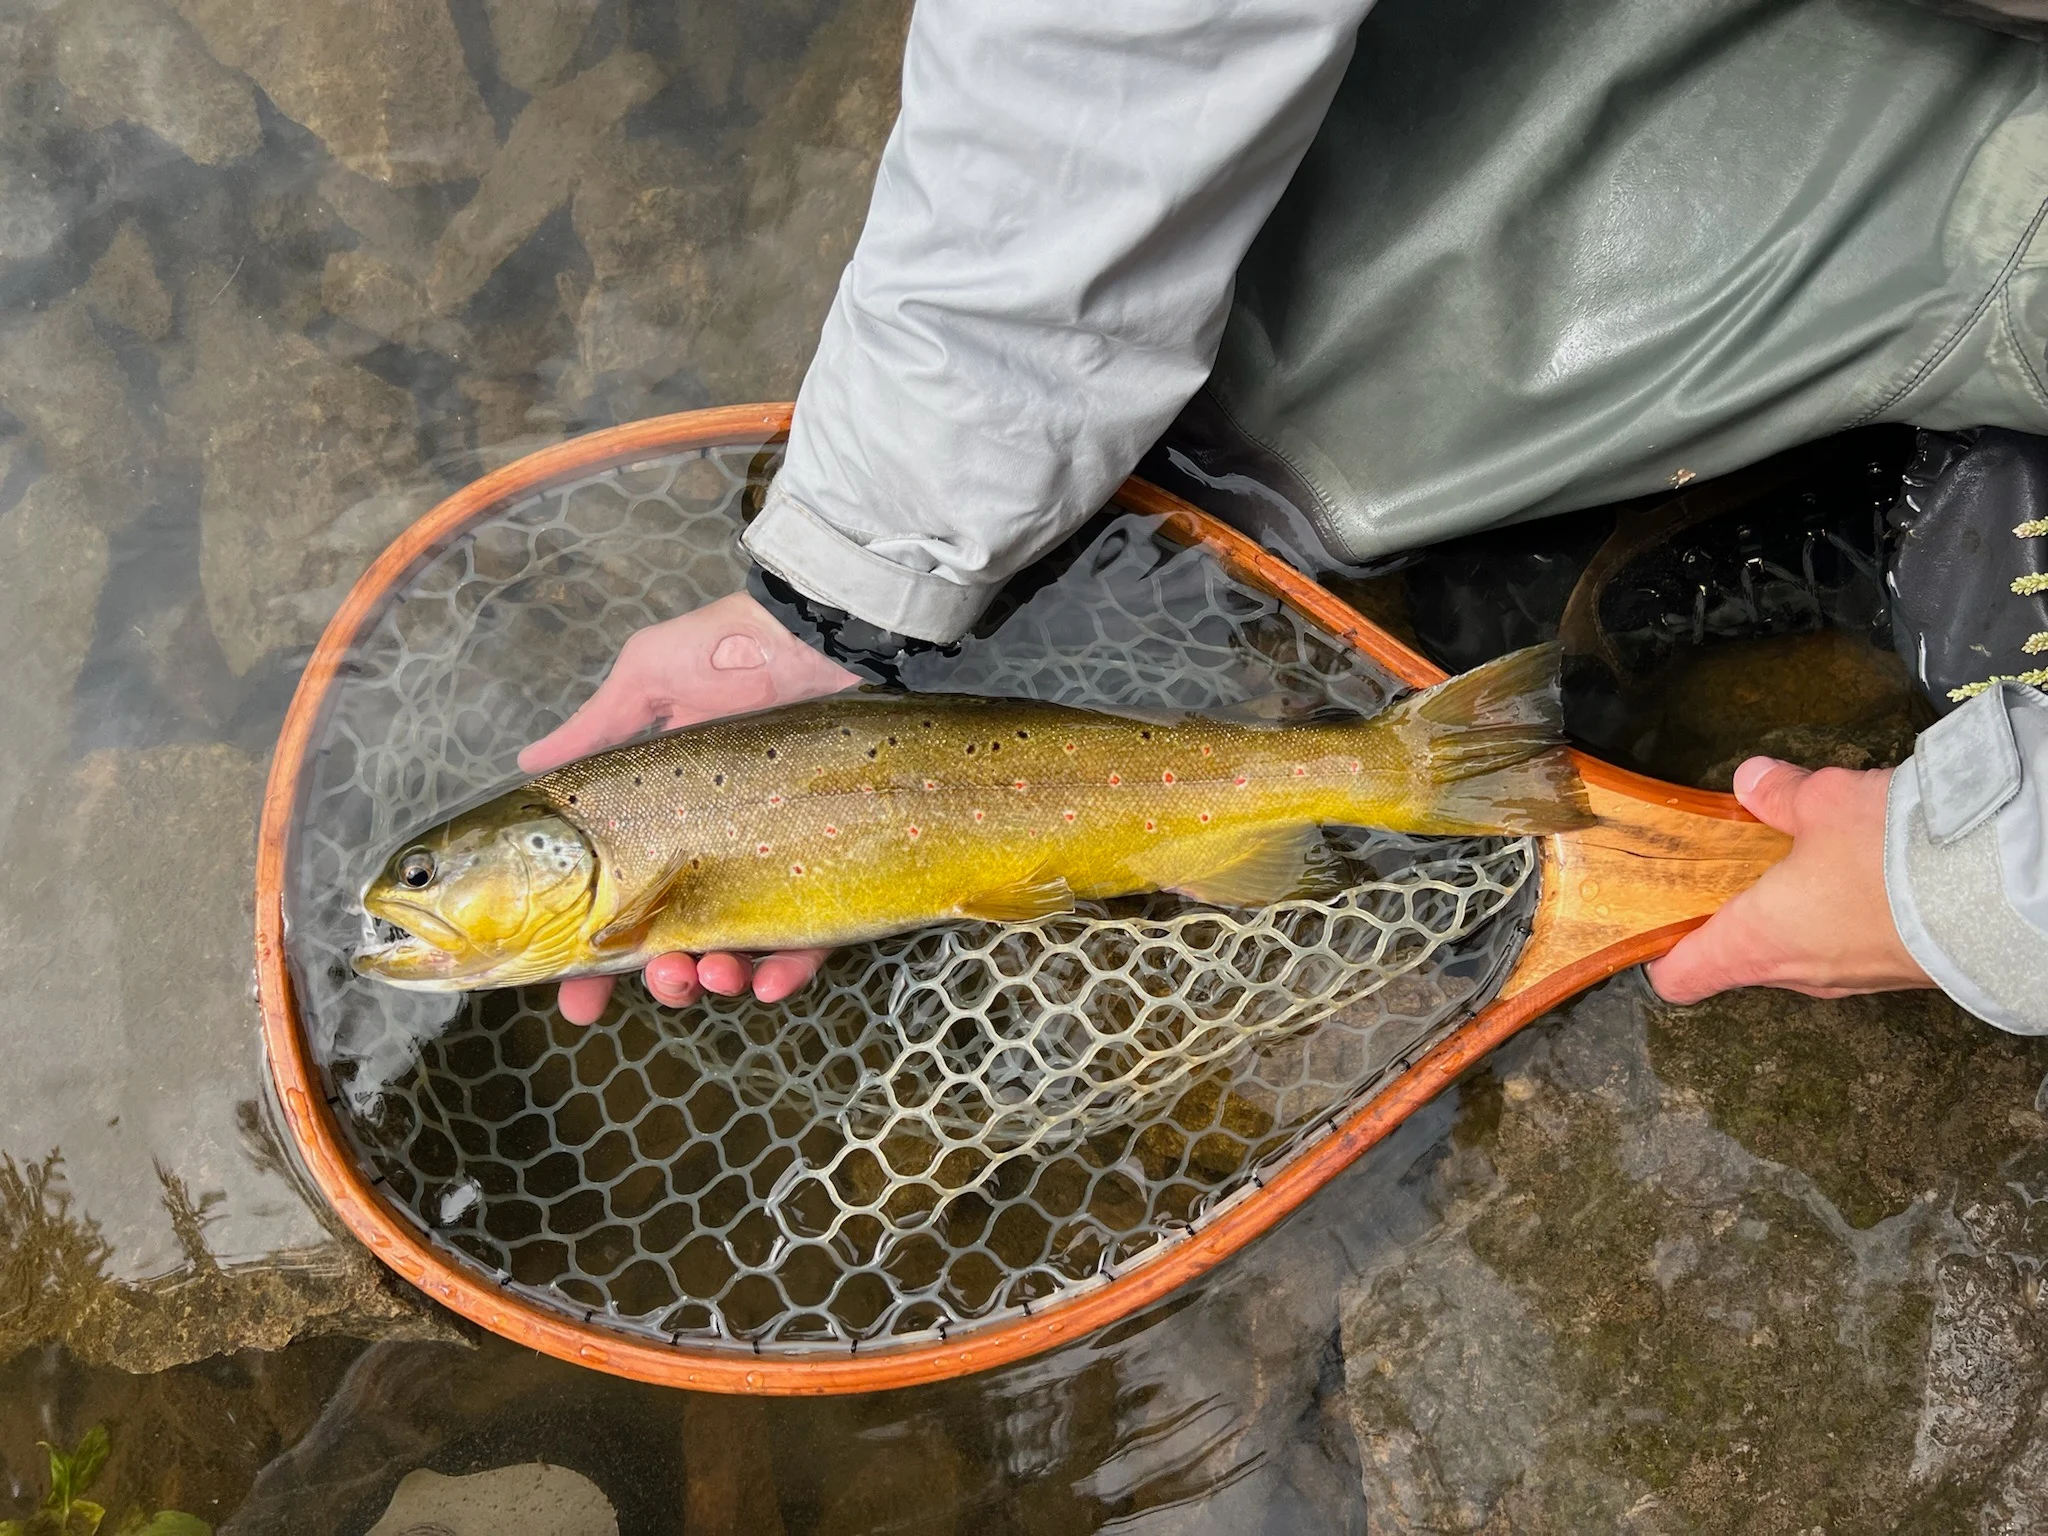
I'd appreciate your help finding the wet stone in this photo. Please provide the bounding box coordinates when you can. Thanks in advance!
[0,741,447,1370]
[1340,980,2048,1533]
[459,374,563,453]
[1629,629,1930,790]
[0,472,108,787]
[319,248,471,356]
[0,159,67,269]
[426,51,667,313]
[169,0,496,186]
[80,222,173,341]
[683,0,910,401]
[481,0,602,97]
[365,1463,618,1536]
[52,0,261,166]
[316,165,446,282]
[167,292,423,674]
[666,0,745,117]
[0,301,154,529]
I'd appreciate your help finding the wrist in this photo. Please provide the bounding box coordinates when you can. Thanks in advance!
[745,563,959,687]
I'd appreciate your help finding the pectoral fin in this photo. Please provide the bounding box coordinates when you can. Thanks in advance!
[590,850,695,951]
[955,872,1076,923]
[1168,826,1341,908]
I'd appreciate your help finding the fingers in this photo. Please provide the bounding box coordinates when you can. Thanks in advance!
[696,951,755,996]
[558,974,615,1026]
[1729,756,1809,835]
[752,949,829,1003]
[636,948,823,1005]
[556,949,819,1022]
[644,952,702,1008]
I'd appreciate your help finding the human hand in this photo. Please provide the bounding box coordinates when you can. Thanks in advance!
[518,592,859,1023]
[1645,756,1936,1004]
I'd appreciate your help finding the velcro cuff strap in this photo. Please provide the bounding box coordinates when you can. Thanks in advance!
[1914,684,2024,844]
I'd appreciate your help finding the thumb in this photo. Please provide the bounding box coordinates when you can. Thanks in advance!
[1730,756,1808,836]
[1644,894,1765,1004]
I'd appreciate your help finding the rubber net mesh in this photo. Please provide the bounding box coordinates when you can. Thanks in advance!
[284,443,1537,1352]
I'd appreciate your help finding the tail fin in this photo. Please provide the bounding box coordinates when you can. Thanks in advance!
[1373,644,1594,835]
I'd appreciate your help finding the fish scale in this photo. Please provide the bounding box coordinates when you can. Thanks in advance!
[356,647,1591,990]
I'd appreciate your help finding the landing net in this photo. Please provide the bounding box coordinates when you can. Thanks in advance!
[283,443,1535,1351]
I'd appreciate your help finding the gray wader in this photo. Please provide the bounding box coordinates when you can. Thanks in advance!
[1202,0,2048,561]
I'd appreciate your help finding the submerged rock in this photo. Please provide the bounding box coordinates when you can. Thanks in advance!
[0,160,67,269]
[481,0,601,96]
[0,302,153,529]
[167,293,422,675]
[52,0,261,166]
[665,0,743,116]
[554,139,721,401]
[168,0,496,186]
[316,165,444,281]
[548,0,907,418]
[686,0,910,401]
[1339,981,2048,1533]
[320,249,470,356]
[0,739,443,1373]
[1342,1222,1656,1532]
[80,222,174,341]
[366,1464,618,1536]
[0,472,108,801]
[426,51,665,312]
[425,51,663,315]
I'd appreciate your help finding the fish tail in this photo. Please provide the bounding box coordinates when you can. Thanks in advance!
[1365,643,1594,835]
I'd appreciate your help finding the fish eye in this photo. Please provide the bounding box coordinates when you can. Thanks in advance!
[398,849,436,889]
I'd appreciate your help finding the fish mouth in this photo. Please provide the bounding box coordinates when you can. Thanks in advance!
[352,900,471,990]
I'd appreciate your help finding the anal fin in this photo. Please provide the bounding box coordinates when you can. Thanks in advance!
[1168,826,1342,909]
[956,872,1075,923]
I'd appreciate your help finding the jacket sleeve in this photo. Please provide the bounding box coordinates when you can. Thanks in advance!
[1886,682,2048,1034]
[742,0,1373,643]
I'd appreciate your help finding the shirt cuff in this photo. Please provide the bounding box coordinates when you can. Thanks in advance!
[1884,685,2048,1035]
[741,484,994,645]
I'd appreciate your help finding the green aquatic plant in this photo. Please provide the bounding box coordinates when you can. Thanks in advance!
[0,1425,209,1536]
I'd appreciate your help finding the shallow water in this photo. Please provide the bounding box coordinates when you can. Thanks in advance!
[4,0,2048,1531]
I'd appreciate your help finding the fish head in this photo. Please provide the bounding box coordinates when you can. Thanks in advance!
[354,797,599,989]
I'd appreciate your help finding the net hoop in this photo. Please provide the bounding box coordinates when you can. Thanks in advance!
[255,404,1784,1394]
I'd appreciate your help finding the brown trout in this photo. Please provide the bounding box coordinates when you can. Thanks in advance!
[354,645,1590,991]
